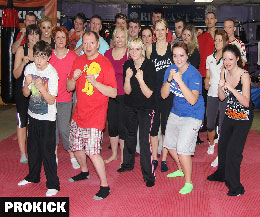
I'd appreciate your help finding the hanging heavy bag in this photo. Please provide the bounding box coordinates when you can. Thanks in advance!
[1,0,19,103]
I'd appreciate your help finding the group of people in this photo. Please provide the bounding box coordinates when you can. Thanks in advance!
[12,8,253,200]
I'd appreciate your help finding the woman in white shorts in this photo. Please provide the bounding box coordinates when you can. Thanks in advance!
[161,42,205,194]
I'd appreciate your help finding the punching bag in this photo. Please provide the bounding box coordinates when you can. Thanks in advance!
[1,0,19,103]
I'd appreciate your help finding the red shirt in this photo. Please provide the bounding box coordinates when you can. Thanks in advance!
[16,32,26,46]
[49,49,77,102]
[69,32,81,50]
[152,26,172,43]
[69,54,117,130]
[198,32,214,77]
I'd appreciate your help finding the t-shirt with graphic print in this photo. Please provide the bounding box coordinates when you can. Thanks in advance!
[164,64,205,120]
[68,54,117,130]
[24,62,58,121]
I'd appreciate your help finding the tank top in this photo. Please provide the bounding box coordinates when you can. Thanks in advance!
[224,72,253,121]
[150,42,172,97]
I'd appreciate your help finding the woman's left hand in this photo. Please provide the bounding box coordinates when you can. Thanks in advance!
[224,81,233,91]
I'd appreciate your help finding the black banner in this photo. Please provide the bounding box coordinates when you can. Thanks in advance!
[0,197,69,217]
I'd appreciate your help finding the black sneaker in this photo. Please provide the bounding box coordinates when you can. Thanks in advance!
[152,160,158,171]
[146,180,155,187]
[93,186,110,200]
[227,188,245,196]
[117,164,133,173]
[207,171,225,182]
[161,161,168,172]
[68,171,90,182]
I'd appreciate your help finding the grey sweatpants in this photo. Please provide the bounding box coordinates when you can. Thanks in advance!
[56,101,73,150]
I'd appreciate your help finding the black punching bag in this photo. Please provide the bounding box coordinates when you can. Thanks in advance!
[1,0,19,103]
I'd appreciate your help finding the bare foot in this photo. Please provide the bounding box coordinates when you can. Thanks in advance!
[104,156,117,164]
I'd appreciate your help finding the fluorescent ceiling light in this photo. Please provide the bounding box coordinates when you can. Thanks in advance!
[194,0,213,2]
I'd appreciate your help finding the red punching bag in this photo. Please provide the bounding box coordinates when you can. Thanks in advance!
[1,0,19,103]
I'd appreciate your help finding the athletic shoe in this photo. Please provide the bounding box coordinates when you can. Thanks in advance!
[179,183,193,194]
[117,165,133,173]
[167,170,184,178]
[161,161,168,172]
[18,179,31,186]
[227,188,245,196]
[207,171,225,182]
[207,144,215,155]
[152,160,158,171]
[68,171,90,182]
[46,189,58,197]
[93,186,110,200]
[146,180,155,187]
[71,158,80,169]
[211,156,218,167]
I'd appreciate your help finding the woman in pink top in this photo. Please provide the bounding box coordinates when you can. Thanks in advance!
[49,26,79,169]
[104,26,128,165]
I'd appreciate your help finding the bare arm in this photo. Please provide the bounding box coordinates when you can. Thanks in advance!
[74,44,83,55]
[34,78,56,105]
[218,69,226,101]
[161,81,171,99]
[66,69,83,92]
[225,72,251,108]
[13,47,28,79]
[135,69,153,98]
[204,69,210,90]
[172,69,199,105]
[123,67,133,95]
[22,75,32,97]
[11,30,25,54]
[179,82,199,105]
[86,74,117,98]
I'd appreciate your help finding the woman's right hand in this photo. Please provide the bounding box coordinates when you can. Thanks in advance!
[218,79,225,88]
[168,69,176,82]
[22,56,30,65]
[126,67,133,79]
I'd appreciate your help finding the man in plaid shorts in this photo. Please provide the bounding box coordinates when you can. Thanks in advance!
[67,31,117,200]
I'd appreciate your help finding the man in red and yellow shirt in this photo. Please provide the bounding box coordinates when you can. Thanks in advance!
[67,31,117,200]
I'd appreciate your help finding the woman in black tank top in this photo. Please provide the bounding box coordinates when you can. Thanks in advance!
[207,44,253,196]
[13,24,41,163]
[146,18,173,172]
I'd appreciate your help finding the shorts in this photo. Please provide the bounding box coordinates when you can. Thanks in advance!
[15,88,29,128]
[69,120,102,155]
[163,113,202,155]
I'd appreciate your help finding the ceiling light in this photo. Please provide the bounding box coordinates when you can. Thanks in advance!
[194,0,213,2]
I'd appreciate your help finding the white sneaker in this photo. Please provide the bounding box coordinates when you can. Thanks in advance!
[46,189,58,197]
[71,158,80,169]
[211,156,218,167]
[207,144,215,155]
[18,179,31,186]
